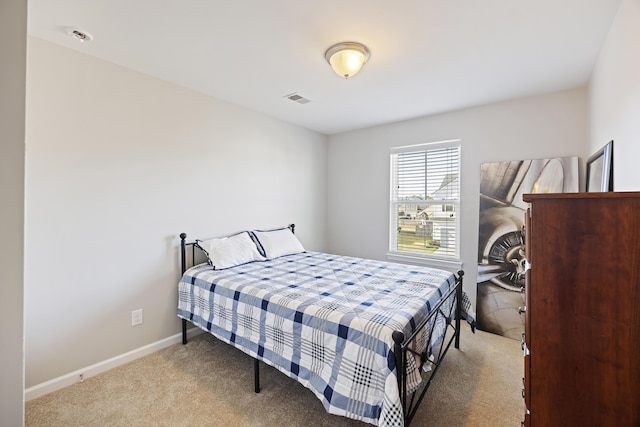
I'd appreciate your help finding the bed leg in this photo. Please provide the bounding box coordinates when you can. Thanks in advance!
[455,270,464,349]
[180,233,188,346]
[392,331,405,413]
[254,359,260,393]
[182,319,187,344]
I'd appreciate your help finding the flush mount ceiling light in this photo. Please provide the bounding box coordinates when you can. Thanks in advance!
[66,27,93,42]
[324,42,370,79]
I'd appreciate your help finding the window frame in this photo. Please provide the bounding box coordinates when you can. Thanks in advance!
[388,139,462,269]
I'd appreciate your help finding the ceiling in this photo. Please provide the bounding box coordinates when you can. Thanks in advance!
[27,0,622,135]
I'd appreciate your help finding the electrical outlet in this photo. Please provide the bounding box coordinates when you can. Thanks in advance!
[131,309,143,326]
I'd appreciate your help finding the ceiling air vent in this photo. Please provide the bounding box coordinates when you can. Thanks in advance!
[284,93,311,104]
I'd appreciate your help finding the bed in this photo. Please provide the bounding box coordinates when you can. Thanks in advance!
[178,225,473,427]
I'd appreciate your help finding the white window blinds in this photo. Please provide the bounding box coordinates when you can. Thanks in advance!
[390,140,461,260]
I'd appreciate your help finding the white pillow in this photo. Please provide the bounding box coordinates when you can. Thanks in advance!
[252,228,305,259]
[196,231,264,270]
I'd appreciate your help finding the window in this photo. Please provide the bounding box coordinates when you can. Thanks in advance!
[389,140,461,263]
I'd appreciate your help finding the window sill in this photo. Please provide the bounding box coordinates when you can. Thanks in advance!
[386,252,463,272]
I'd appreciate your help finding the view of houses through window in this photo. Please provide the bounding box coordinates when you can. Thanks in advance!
[390,141,461,259]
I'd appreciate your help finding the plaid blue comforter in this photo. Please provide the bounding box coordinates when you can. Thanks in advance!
[178,252,460,426]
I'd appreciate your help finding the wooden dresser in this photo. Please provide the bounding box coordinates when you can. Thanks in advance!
[521,192,640,427]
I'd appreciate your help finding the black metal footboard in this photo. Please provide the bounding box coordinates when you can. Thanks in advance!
[393,270,464,426]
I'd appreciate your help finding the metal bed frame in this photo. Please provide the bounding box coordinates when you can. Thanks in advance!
[179,224,464,426]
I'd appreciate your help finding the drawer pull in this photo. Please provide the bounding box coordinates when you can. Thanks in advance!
[518,306,526,315]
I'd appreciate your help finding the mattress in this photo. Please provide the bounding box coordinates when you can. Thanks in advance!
[178,251,459,426]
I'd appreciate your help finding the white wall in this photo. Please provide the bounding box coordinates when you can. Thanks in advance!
[327,88,588,305]
[589,0,640,191]
[0,0,26,424]
[25,37,327,388]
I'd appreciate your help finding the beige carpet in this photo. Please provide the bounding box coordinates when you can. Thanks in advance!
[26,327,523,426]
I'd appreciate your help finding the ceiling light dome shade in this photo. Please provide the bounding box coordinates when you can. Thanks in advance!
[325,42,370,79]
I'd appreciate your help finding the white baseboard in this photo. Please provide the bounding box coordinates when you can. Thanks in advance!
[25,327,203,401]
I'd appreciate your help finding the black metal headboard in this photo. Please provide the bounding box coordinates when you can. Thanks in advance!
[179,224,296,274]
